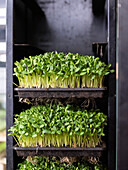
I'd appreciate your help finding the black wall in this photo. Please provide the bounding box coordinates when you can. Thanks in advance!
[14,0,108,55]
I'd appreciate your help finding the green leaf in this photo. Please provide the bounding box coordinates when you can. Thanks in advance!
[75,127,79,132]
[80,132,84,136]
[32,133,37,138]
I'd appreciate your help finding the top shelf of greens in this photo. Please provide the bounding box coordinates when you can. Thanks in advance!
[14,51,114,89]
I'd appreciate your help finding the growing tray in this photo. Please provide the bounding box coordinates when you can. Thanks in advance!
[14,88,107,98]
[13,147,106,157]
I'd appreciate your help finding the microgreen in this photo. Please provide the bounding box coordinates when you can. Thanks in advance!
[14,52,114,88]
[17,156,107,170]
[9,104,107,148]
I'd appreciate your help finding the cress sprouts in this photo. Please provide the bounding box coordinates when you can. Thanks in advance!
[14,52,114,88]
[9,104,107,148]
[17,156,107,170]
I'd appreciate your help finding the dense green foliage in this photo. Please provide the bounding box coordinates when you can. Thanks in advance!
[14,52,114,88]
[9,104,107,147]
[17,156,106,170]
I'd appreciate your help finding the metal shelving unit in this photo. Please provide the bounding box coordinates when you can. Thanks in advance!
[6,0,116,169]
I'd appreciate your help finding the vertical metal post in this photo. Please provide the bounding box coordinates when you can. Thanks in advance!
[6,0,14,169]
[108,0,116,169]
[117,0,128,169]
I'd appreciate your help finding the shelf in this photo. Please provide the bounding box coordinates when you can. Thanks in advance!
[14,88,107,98]
[21,0,44,16]
[14,44,45,57]
[14,44,45,53]
[13,147,106,157]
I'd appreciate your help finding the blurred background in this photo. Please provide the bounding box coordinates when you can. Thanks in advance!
[0,0,6,169]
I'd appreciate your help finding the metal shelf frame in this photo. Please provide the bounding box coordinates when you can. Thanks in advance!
[6,0,116,169]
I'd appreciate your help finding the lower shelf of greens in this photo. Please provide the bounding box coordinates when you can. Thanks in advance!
[13,147,106,157]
